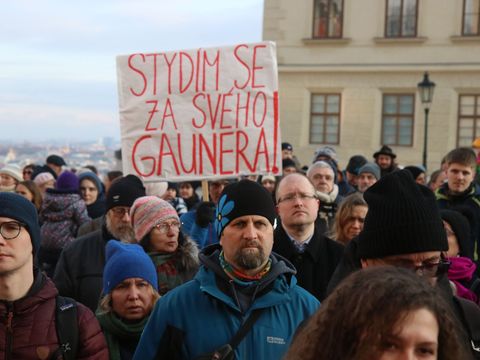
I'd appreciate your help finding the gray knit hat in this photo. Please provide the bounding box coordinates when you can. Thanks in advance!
[358,163,381,180]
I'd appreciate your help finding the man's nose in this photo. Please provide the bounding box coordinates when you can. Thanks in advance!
[243,222,258,239]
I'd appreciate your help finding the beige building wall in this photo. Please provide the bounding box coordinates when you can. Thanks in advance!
[263,0,480,171]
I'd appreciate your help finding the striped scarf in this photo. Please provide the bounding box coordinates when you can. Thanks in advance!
[219,250,271,284]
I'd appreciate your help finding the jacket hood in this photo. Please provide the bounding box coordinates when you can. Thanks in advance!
[175,232,200,273]
[40,192,84,221]
[198,244,298,312]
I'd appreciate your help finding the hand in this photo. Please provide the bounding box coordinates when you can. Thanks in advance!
[195,201,216,227]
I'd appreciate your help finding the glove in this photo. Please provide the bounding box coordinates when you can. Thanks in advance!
[195,201,216,228]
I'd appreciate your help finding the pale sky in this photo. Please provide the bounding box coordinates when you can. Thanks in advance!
[0,0,264,142]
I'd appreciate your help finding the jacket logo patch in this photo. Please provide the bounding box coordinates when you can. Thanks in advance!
[266,336,286,345]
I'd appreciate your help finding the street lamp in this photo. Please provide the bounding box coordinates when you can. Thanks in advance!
[417,72,436,169]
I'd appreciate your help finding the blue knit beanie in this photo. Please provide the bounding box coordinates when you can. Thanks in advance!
[78,171,103,194]
[103,240,158,294]
[0,192,40,255]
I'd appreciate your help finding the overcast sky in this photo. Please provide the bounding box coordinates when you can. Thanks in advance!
[0,0,264,142]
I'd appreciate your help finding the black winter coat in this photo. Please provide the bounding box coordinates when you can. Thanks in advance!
[53,223,116,312]
[273,224,344,301]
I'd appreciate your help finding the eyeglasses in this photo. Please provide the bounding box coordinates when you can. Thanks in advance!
[154,221,181,234]
[385,259,451,278]
[110,207,130,217]
[277,193,317,204]
[23,170,33,175]
[0,221,25,240]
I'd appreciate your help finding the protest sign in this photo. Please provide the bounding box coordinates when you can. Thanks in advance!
[116,41,281,182]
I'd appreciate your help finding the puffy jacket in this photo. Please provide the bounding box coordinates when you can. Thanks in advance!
[133,245,319,359]
[40,190,90,249]
[0,271,108,359]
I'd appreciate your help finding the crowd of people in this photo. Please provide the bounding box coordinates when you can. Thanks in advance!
[0,142,480,359]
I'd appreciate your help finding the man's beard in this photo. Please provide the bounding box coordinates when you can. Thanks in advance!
[233,243,267,270]
[106,216,135,243]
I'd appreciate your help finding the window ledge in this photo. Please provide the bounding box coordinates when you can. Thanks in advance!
[450,35,480,43]
[302,37,352,45]
[373,36,427,44]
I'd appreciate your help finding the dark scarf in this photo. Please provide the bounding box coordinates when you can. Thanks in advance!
[444,182,475,200]
[96,311,148,360]
[87,193,106,219]
[149,252,184,295]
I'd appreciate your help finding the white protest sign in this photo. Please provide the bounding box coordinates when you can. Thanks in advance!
[116,41,281,182]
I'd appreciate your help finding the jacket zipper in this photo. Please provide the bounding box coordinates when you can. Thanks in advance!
[5,303,13,360]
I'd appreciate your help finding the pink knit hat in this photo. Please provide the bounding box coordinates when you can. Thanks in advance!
[130,196,179,241]
[33,172,55,186]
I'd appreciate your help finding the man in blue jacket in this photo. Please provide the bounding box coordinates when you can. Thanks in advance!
[134,180,319,359]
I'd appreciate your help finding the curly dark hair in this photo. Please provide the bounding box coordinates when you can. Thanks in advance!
[285,266,468,360]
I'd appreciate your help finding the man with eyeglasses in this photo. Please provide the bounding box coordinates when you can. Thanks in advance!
[273,173,344,301]
[306,160,344,231]
[327,169,480,357]
[0,192,108,358]
[54,174,146,311]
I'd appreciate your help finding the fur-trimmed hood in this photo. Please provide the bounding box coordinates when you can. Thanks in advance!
[176,232,200,273]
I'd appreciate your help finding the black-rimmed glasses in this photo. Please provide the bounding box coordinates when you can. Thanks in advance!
[384,259,451,278]
[0,221,25,240]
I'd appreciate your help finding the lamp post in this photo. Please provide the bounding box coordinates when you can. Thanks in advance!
[417,72,436,169]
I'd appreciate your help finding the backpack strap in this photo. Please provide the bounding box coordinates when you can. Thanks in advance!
[453,296,480,355]
[229,308,263,349]
[55,295,79,360]
[207,308,264,360]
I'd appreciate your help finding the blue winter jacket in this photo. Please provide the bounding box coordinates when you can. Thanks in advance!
[133,245,319,359]
[180,210,218,249]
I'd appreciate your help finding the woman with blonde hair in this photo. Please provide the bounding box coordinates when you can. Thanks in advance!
[97,240,160,359]
[15,180,43,211]
[329,192,367,245]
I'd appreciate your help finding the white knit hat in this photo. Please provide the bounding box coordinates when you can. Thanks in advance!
[0,164,23,182]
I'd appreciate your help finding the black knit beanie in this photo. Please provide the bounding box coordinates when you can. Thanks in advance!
[215,180,276,238]
[358,169,448,259]
[0,192,40,255]
[403,165,425,181]
[440,209,473,259]
[106,174,146,211]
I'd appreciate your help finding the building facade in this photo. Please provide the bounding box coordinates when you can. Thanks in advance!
[263,0,480,171]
